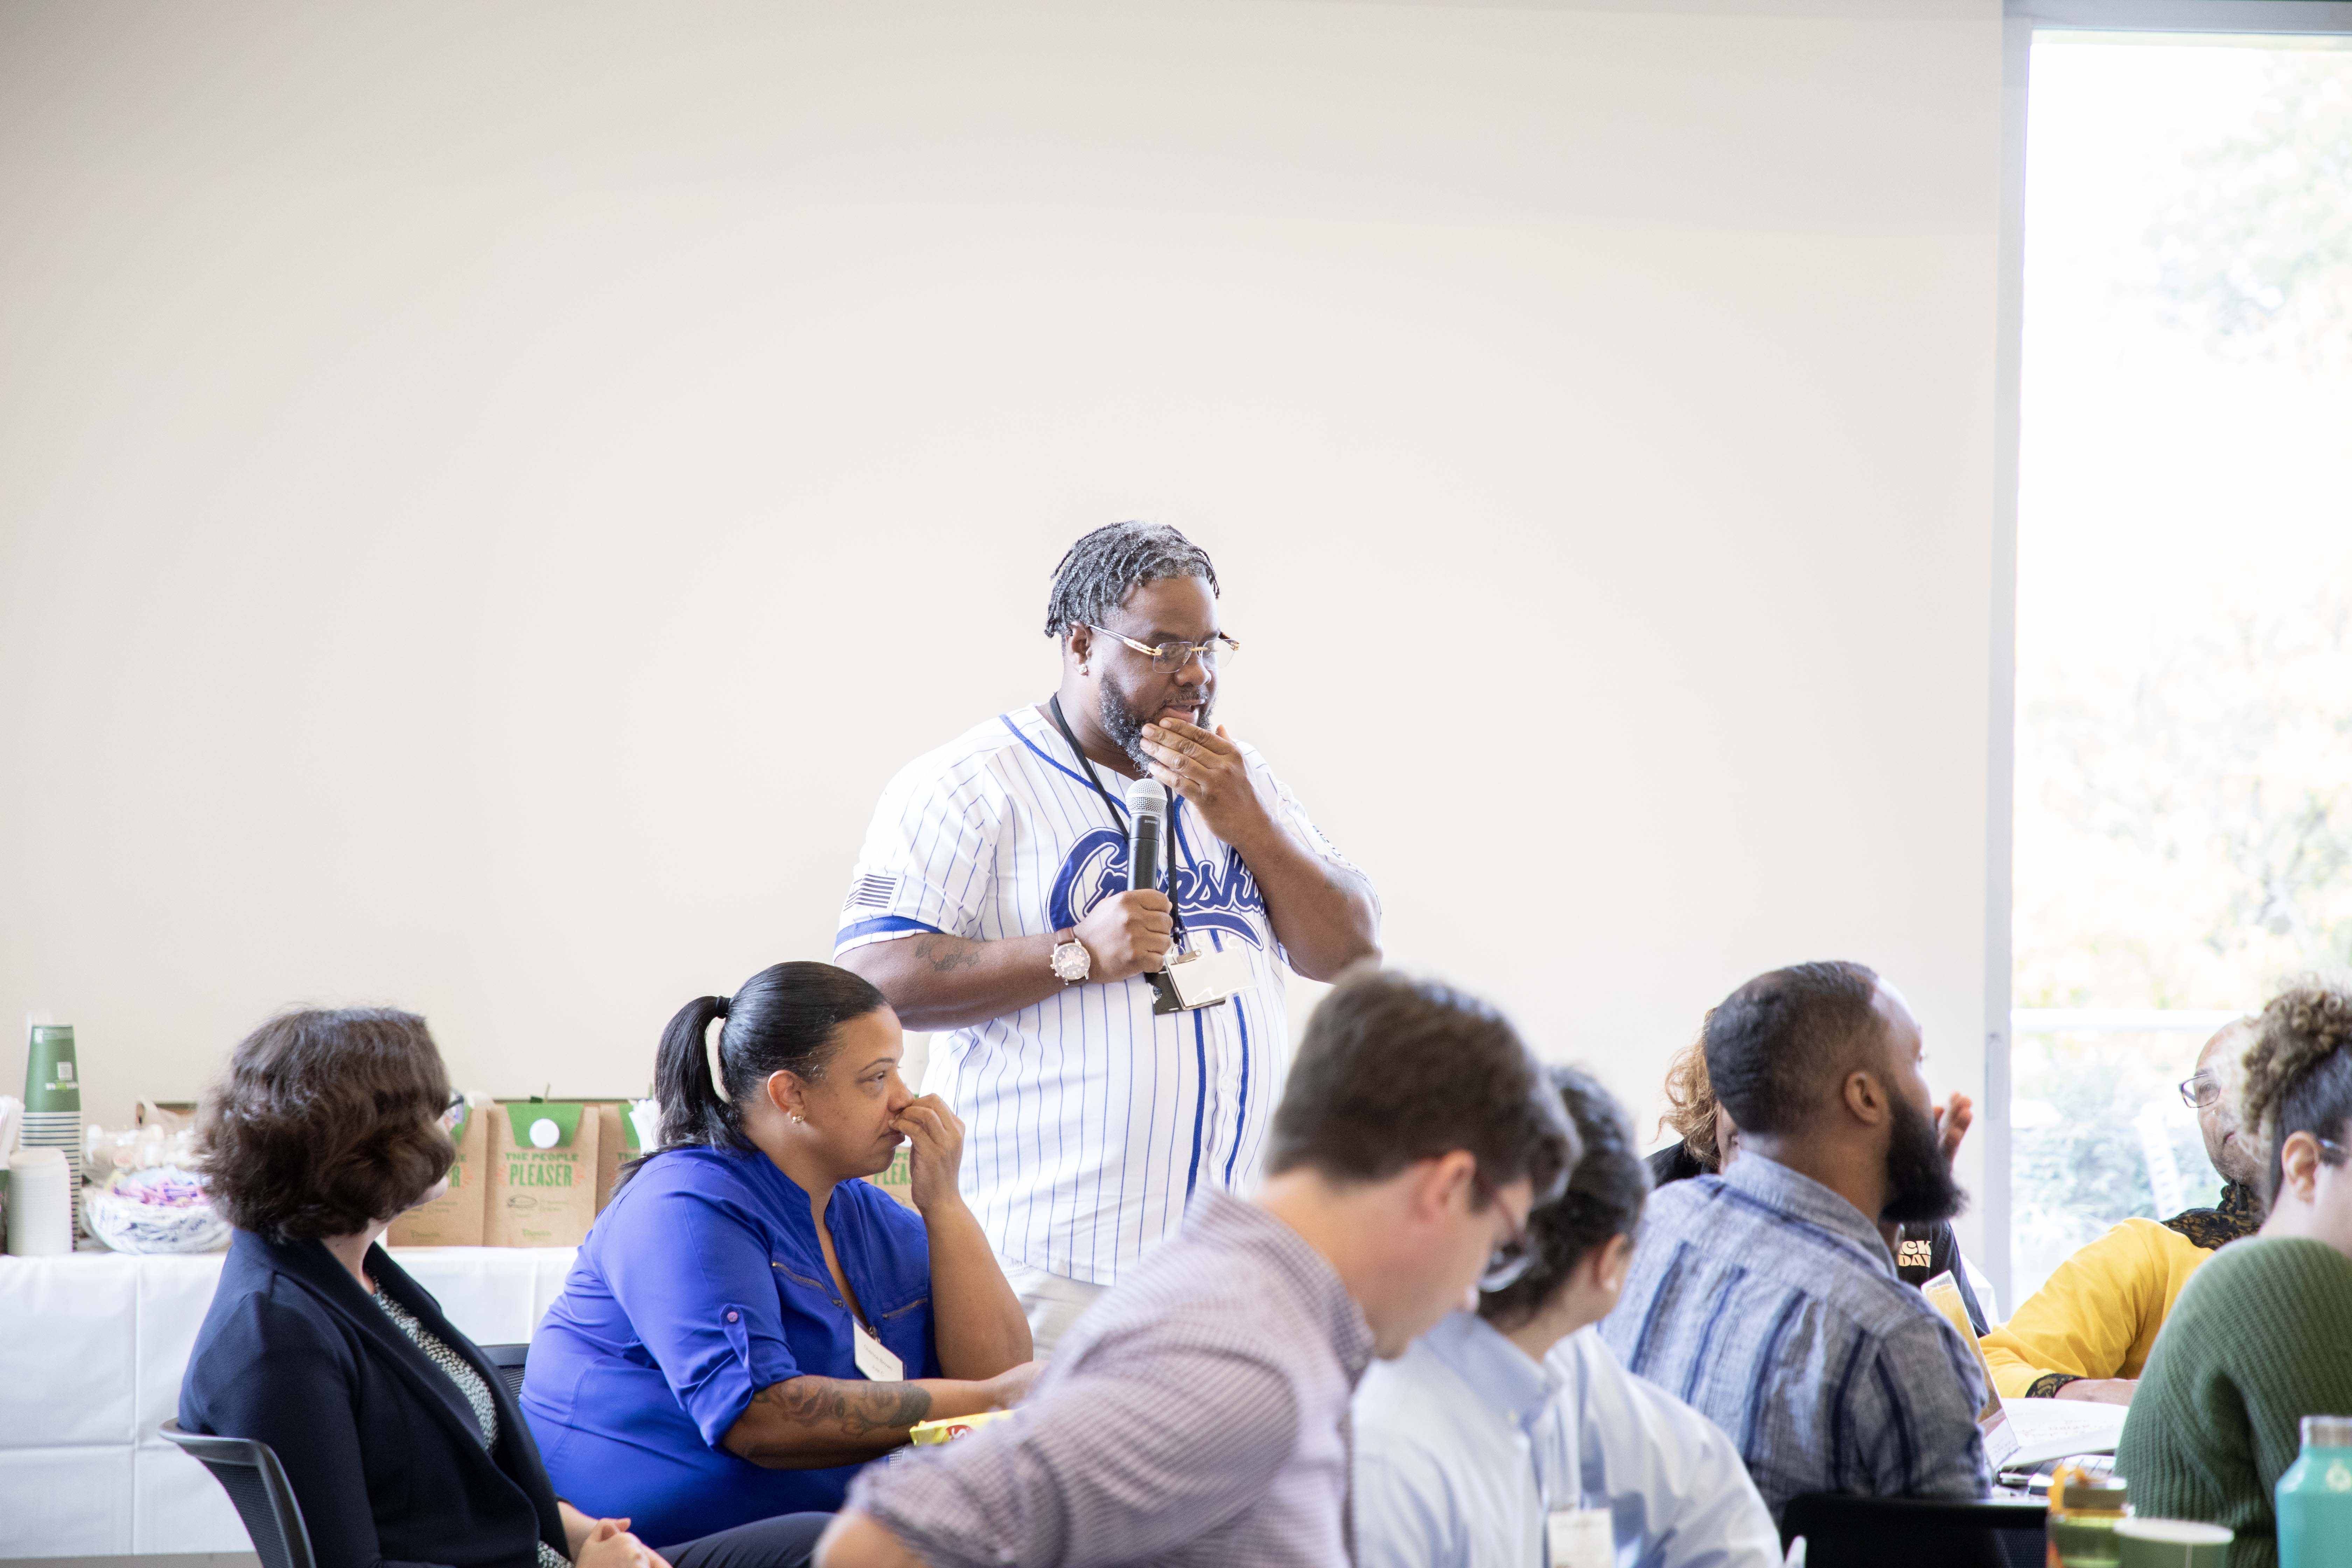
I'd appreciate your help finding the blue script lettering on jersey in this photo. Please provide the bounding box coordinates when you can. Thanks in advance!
[1048,827,1267,947]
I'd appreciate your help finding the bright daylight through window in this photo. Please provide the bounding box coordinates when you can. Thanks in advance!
[2012,31,2352,1301]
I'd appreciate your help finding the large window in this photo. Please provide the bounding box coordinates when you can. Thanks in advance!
[2011,28,2352,1300]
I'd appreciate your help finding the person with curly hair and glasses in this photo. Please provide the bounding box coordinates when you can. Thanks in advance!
[2118,974,2352,1568]
[181,1008,828,1568]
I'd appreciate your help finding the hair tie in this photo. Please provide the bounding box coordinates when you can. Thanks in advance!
[713,995,731,1019]
[704,1011,732,1103]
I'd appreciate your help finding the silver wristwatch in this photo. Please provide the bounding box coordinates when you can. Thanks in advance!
[1050,928,1091,985]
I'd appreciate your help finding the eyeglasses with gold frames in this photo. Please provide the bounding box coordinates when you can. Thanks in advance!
[1083,625,1241,675]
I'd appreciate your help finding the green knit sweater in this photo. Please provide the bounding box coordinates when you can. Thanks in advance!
[2116,1236,2352,1568]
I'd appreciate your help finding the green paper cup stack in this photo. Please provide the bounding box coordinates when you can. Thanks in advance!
[21,1023,84,1241]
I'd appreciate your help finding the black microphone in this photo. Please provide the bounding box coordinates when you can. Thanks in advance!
[1127,777,1182,1013]
[1127,777,1166,896]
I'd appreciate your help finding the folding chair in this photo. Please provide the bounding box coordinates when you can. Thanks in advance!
[157,1417,315,1568]
[479,1340,531,1406]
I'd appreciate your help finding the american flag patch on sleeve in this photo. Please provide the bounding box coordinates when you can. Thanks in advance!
[844,874,898,912]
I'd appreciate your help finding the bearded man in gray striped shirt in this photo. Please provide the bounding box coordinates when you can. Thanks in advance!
[1600,961,1992,1522]
[816,969,1576,1568]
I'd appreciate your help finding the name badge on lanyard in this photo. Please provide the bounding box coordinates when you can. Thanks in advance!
[1167,942,1252,1008]
[852,1321,905,1382]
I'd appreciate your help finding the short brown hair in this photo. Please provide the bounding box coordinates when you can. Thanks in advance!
[1266,968,1576,1206]
[198,1008,454,1241]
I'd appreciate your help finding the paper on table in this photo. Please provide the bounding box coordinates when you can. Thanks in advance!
[2003,1397,2129,1469]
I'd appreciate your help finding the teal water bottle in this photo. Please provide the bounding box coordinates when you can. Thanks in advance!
[2278,1415,2352,1568]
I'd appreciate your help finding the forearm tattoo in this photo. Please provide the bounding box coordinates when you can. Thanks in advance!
[758,1376,933,1437]
[912,934,982,974]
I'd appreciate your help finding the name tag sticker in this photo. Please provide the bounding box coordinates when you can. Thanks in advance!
[1167,944,1252,1009]
[1545,1508,1612,1568]
[852,1321,905,1382]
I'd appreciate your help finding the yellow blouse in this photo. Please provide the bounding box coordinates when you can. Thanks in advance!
[1980,1218,2212,1399]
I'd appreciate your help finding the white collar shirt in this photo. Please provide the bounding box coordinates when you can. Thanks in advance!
[1355,1314,1780,1568]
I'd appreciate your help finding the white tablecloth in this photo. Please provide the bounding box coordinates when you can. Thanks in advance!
[0,1246,576,1558]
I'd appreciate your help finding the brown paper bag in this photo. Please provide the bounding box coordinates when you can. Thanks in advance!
[387,1096,490,1246]
[593,1101,648,1213]
[487,1101,599,1247]
[862,1143,917,1210]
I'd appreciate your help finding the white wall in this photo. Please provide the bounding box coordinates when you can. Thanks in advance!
[0,0,2003,1241]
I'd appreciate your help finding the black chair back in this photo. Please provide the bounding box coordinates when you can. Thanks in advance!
[1782,1492,2046,1568]
[480,1340,530,1406]
[157,1418,316,1568]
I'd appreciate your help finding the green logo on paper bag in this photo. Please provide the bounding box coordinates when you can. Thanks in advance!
[505,1102,584,1147]
[503,1152,576,1188]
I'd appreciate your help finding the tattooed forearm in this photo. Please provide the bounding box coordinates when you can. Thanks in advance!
[762,1376,932,1438]
[912,935,982,974]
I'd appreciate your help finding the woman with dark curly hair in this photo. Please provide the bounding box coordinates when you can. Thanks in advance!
[2118,974,2352,1568]
[181,1008,828,1568]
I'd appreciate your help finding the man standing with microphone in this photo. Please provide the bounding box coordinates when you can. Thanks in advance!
[835,522,1380,1350]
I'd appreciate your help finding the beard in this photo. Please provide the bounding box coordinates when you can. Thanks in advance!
[1879,1092,1968,1226]
[1098,680,1211,773]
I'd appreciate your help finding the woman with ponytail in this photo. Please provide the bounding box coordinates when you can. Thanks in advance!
[522,963,1037,1551]
[2118,973,2352,1566]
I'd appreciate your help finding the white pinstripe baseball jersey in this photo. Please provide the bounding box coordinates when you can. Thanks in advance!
[835,704,1373,1286]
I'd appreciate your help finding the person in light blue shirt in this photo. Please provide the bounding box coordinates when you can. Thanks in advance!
[1600,961,1990,1522]
[523,962,1039,1546]
[1354,1065,1779,1568]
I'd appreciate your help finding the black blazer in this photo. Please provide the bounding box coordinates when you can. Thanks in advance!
[180,1228,567,1568]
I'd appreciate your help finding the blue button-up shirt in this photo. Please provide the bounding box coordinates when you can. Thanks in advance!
[1599,1153,1991,1521]
[1354,1313,1780,1567]
[522,1146,939,1546]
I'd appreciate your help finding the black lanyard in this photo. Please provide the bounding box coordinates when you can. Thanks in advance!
[1045,696,1188,947]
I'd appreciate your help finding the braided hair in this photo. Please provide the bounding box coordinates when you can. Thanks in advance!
[1043,522,1220,640]
[2240,973,2352,1204]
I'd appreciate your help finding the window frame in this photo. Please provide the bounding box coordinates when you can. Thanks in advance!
[1986,0,2352,1304]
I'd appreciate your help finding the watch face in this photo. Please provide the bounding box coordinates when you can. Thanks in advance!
[1051,941,1090,981]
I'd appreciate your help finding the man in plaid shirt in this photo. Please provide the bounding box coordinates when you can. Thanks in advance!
[1601,961,1992,1521]
[816,970,1577,1568]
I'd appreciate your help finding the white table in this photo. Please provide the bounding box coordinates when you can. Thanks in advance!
[0,1246,576,1558]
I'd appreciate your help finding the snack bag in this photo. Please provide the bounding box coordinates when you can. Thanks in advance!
[486,1101,599,1247]
[593,1101,649,1213]
[387,1094,489,1247]
[908,1409,1015,1445]
[863,1143,917,1210]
